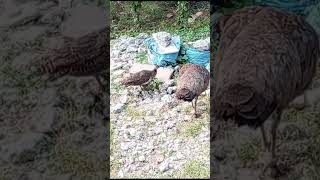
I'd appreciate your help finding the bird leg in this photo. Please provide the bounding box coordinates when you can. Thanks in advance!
[261,109,282,178]
[260,123,270,151]
[193,96,200,118]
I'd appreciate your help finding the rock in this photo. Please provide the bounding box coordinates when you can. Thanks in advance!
[167,86,177,94]
[30,104,56,133]
[152,32,172,47]
[0,132,48,164]
[137,33,149,39]
[11,52,38,72]
[161,94,172,103]
[155,153,165,164]
[40,7,64,27]
[0,2,41,29]
[129,63,157,74]
[113,103,125,113]
[111,50,121,59]
[164,12,173,18]
[138,155,146,162]
[159,161,170,172]
[11,26,48,44]
[120,143,130,151]
[117,170,124,178]
[127,45,138,53]
[156,67,174,82]
[61,5,107,38]
[165,79,175,88]
[190,37,210,51]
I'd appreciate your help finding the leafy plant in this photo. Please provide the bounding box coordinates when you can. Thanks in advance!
[176,1,190,26]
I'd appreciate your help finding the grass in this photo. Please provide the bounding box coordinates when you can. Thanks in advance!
[179,160,209,179]
[147,79,164,92]
[236,142,260,164]
[111,1,210,42]
[126,105,147,119]
[178,118,207,138]
[50,130,103,179]
[136,52,148,64]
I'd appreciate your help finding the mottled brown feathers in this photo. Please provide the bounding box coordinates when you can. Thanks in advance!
[176,64,210,102]
[36,27,108,80]
[121,68,158,87]
[213,6,320,128]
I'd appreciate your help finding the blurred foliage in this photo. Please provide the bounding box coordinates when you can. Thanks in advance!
[176,1,191,26]
[110,1,210,41]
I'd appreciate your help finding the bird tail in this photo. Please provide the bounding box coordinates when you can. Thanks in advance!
[176,88,196,102]
[213,84,275,128]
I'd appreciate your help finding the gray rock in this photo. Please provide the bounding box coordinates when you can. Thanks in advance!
[113,103,125,113]
[30,104,56,133]
[138,155,146,162]
[0,2,41,29]
[127,45,138,53]
[167,86,176,94]
[159,161,170,172]
[40,7,64,27]
[161,94,172,103]
[0,132,48,164]
[165,79,175,87]
[11,52,38,72]
[11,26,48,44]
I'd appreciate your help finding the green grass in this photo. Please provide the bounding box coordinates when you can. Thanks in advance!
[179,160,209,179]
[111,1,210,42]
[236,142,260,163]
[126,105,147,119]
[50,131,103,179]
[147,79,164,92]
[136,52,148,64]
[178,119,207,138]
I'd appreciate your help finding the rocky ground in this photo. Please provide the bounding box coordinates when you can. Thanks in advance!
[110,35,210,178]
[0,0,107,179]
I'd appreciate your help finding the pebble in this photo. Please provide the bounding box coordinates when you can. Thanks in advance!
[159,161,170,172]
[113,103,125,113]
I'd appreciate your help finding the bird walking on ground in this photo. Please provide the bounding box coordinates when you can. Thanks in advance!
[35,27,109,91]
[176,64,210,118]
[213,6,319,177]
[121,65,159,90]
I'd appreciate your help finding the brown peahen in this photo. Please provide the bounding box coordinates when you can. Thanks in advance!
[176,64,210,118]
[213,6,319,177]
[36,27,108,91]
[121,65,159,90]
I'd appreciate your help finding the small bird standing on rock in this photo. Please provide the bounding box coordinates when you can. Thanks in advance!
[176,64,209,118]
[122,65,159,90]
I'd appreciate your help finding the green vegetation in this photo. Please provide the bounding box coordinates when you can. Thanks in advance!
[179,160,209,178]
[135,52,148,64]
[179,118,207,138]
[111,1,210,41]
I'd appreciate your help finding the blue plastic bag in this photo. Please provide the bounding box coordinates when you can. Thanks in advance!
[306,2,320,35]
[144,36,181,67]
[255,0,319,16]
[186,48,210,71]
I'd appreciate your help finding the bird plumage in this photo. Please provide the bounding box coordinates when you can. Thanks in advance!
[212,6,319,177]
[121,67,158,87]
[36,27,109,81]
[176,64,209,117]
[213,6,319,128]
